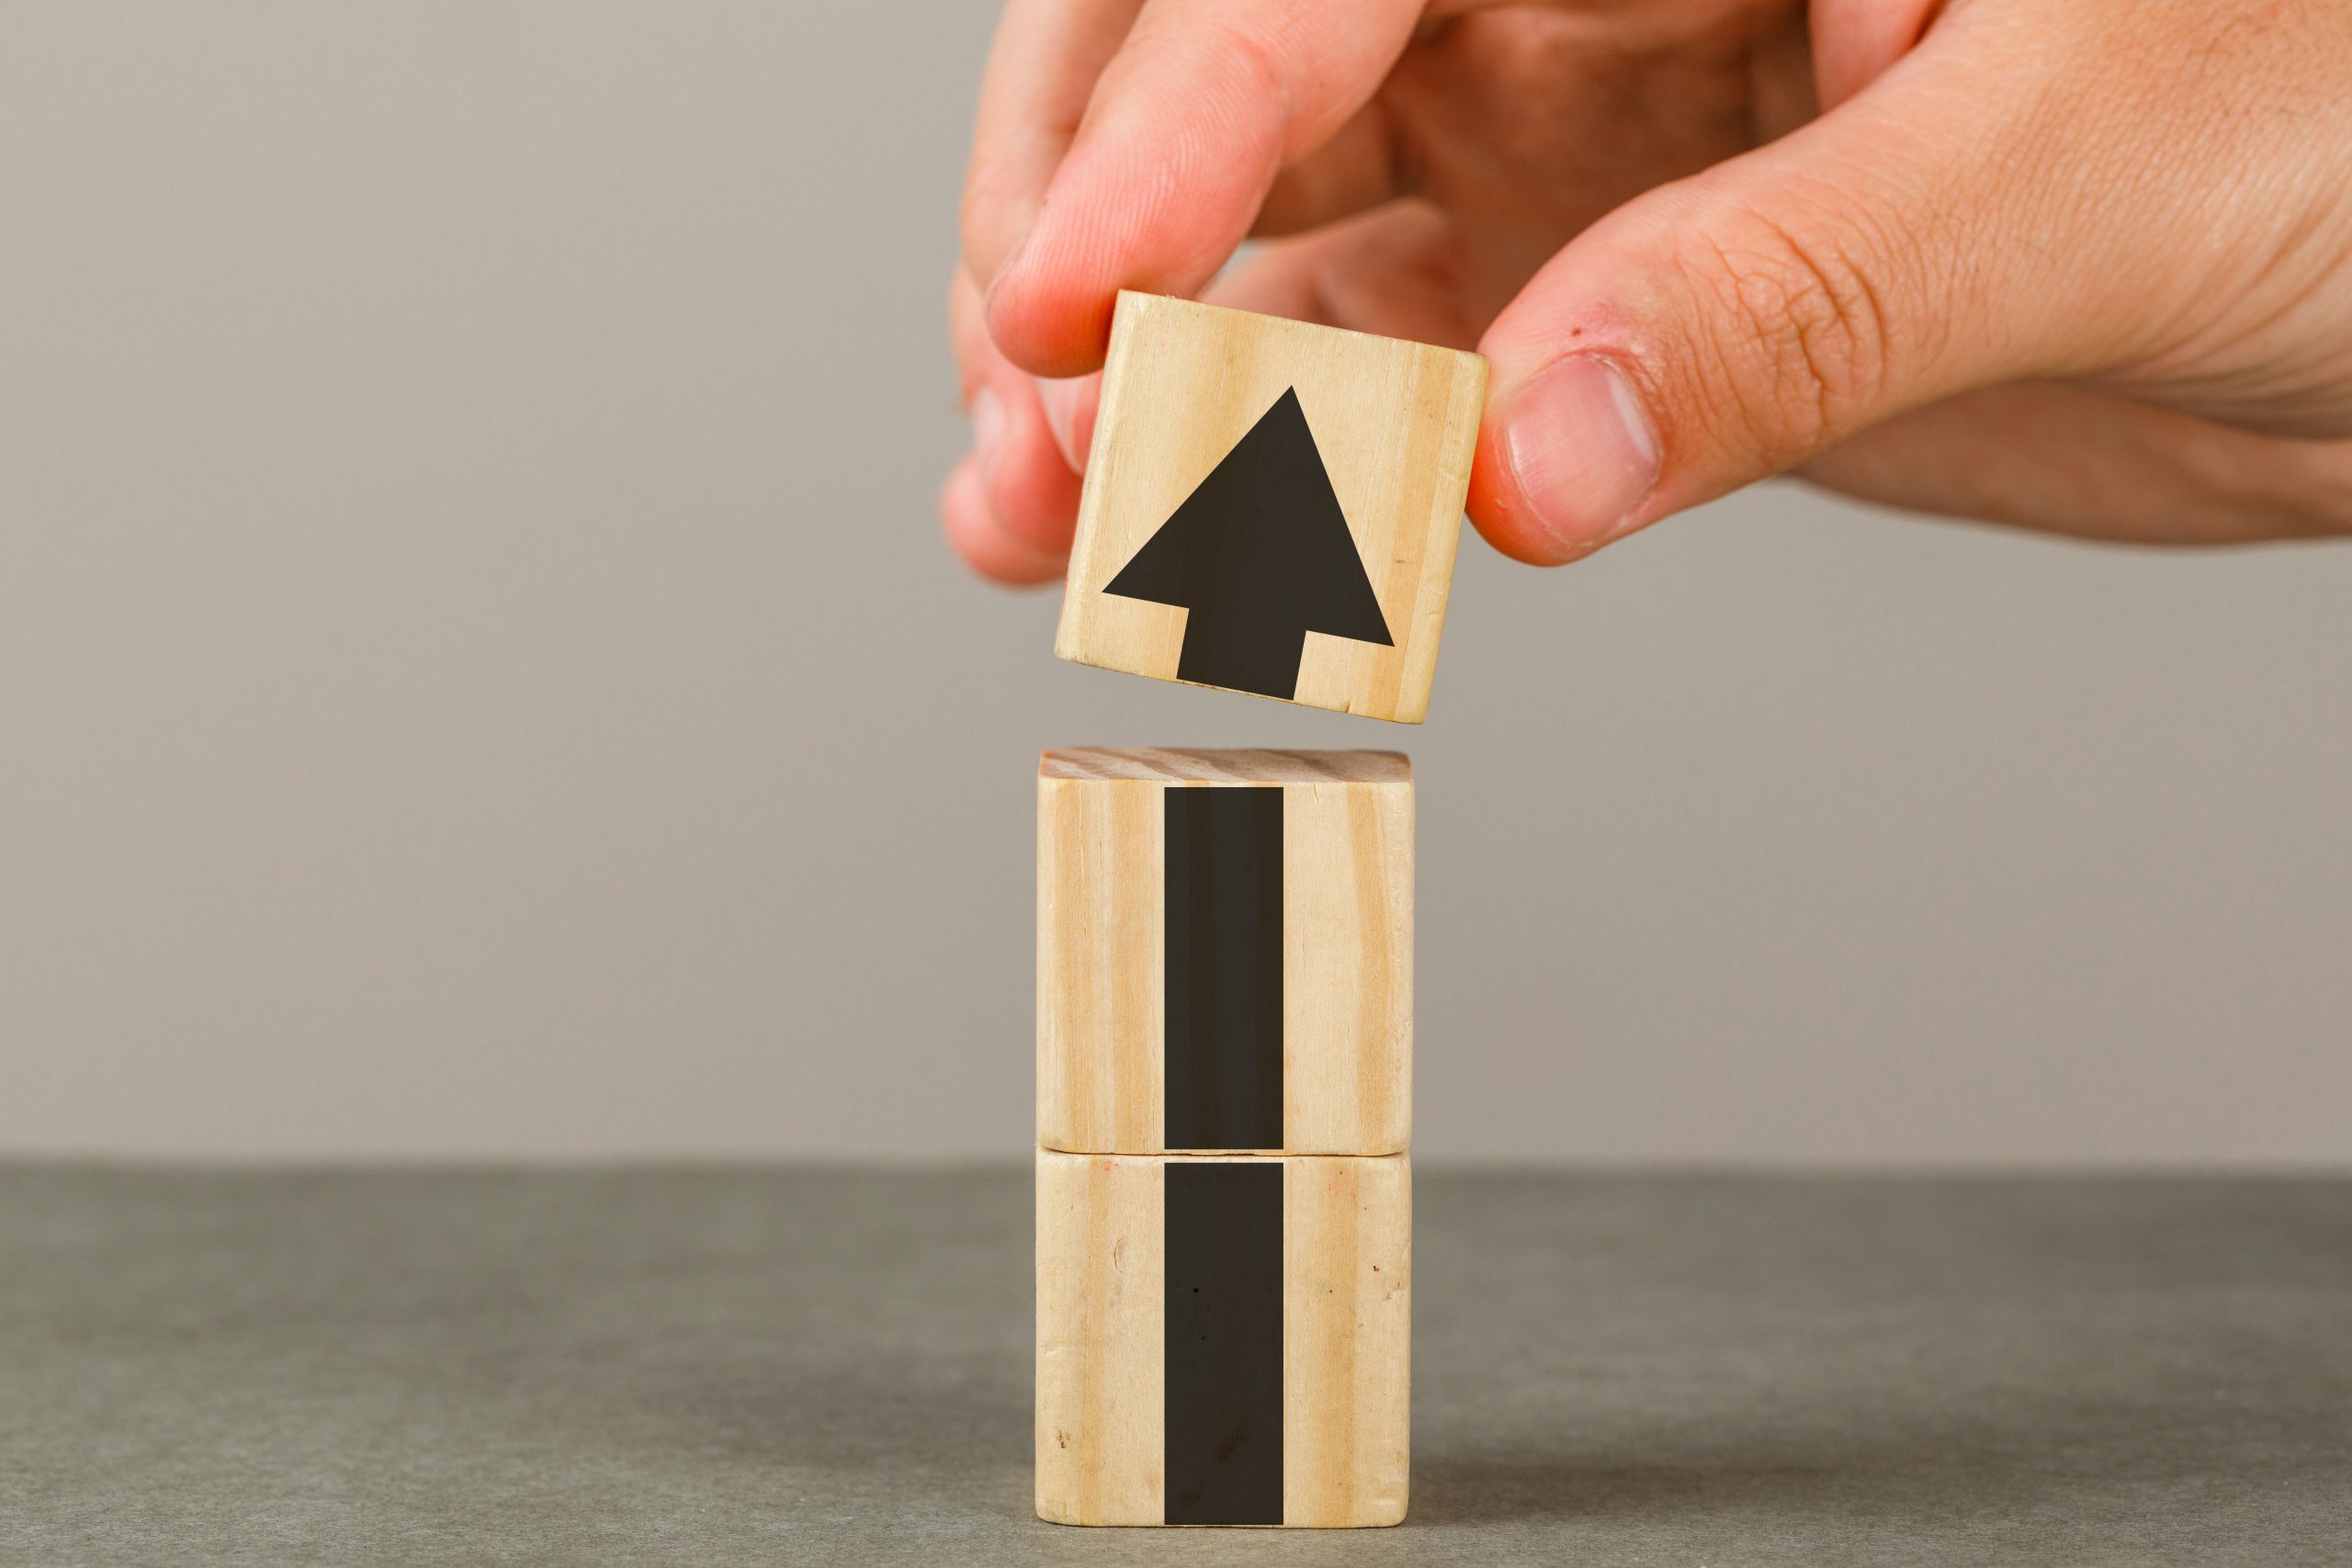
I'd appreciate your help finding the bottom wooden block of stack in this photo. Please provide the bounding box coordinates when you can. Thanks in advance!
[1035,1148,1409,1528]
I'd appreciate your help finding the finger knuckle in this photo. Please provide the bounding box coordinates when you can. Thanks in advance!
[1675,209,1898,463]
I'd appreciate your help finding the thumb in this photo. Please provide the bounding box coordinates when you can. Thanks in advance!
[1468,47,2098,565]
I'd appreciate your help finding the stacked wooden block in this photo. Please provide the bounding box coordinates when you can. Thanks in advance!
[1035,747,1414,1528]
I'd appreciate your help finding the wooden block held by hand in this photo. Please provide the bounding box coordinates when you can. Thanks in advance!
[1035,1147,1411,1529]
[1038,748,1410,1156]
[1056,291,1487,724]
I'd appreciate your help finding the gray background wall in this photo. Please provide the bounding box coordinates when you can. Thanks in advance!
[3,5,2346,1165]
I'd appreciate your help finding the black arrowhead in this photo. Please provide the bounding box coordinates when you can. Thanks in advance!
[1102,387,1393,700]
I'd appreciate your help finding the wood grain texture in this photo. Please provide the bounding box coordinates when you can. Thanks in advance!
[1283,1154,1410,1528]
[1035,1149,1163,1527]
[1055,292,1487,724]
[1037,750,1411,1156]
[1034,1149,1412,1529]
[1282,778,1412,1156]
[1042,748,1410,785]
[1036,773,1162,1155]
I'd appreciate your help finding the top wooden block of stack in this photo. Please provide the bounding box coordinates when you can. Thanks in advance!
[1056,292,1487,724]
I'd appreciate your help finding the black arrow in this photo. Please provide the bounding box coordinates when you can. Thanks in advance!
[1102,387,1393,700]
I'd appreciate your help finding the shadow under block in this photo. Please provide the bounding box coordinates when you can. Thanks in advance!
[1035,1148,1410,1529]
[1037,748,1410,1156]
[1055,291,1487,724]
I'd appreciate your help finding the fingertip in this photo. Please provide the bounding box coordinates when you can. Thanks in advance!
[978,378,1085,556]
[1469,353,1665,567]
[984,243,1121,379]
[1466,429,1588,568]
[942,456,1068,586]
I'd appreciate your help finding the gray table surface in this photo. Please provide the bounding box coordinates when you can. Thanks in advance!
[4,1167,2346,1566]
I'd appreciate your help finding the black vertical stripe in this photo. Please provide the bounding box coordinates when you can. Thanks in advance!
[1164,1161,1284,1526]
[1162,787,1284,1151]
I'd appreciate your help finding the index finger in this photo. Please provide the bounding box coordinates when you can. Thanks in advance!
[962,0,1144,292]
[984,0,1428,378]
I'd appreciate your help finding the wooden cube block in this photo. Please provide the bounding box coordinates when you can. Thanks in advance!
[1038,748,1410,1156]
[1055,291,1487,724]
[1035,1147,1410,1529]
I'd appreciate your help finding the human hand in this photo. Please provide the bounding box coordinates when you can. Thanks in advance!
[943,0,2352,584]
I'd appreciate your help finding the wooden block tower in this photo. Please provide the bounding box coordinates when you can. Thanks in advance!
[1035,295,1480,1529]
[1036,748,1414,1528]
